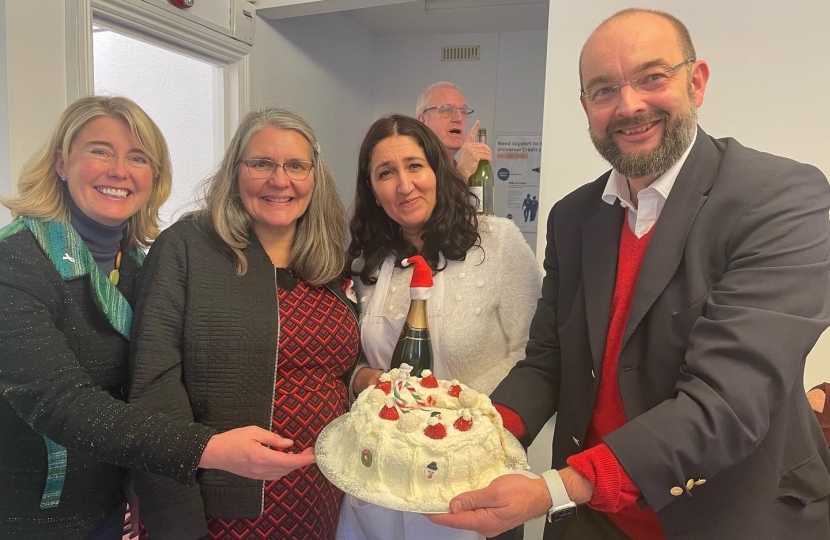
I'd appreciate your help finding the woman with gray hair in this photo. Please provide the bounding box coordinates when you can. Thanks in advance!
[0,96,322,540]
[128,107,361,540]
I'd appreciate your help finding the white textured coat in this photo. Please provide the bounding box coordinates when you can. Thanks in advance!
[355,216,541,395]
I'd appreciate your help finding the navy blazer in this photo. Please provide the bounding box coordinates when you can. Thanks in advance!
[492,128,830,540]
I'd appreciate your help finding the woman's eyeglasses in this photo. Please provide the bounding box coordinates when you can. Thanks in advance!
[237,158,314,181]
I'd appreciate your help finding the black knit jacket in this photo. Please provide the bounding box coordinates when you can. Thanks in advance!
[129,219,361,540]
[0,221,214,540]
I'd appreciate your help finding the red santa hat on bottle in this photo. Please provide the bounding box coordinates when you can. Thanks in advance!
[401,255,433,300]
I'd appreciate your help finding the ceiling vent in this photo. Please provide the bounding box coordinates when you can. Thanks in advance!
[441,46,480,62]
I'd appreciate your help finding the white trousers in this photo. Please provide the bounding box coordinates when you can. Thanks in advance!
[336,495,482,540]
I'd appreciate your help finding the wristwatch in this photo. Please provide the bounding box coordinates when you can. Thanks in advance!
[541,469,577,523]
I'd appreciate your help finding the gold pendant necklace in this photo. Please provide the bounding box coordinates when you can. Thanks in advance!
[109,243,121,286]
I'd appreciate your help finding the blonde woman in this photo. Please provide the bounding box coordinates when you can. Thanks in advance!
[0,96,327,540]
[129,108,361,540]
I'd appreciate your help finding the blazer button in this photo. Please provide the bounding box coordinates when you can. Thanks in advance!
[572,436,580,446]
[670,486,684,497]
[685,479,695,491]
[591,368,595,379]
[120,385,128,397]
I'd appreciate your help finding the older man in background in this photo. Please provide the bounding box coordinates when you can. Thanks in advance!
[416,81,492,179]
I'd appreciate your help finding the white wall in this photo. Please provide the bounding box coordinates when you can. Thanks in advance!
[493,31,547,135]
[1,0,68,226]
[373,32,499,120]
[251,12,377,207]
[373,29,547,249]
[540,0,830,391]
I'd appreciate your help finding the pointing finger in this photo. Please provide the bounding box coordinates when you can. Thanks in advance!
[466,120,481,143]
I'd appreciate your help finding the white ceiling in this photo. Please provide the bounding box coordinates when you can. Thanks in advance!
[342,1,549,36]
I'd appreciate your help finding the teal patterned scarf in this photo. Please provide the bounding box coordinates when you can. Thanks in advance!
[0,217,145,509]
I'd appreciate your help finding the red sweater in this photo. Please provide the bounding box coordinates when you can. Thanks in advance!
[498,218,665,540]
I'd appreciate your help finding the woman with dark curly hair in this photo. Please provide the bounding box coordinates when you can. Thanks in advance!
[337,115,541,540]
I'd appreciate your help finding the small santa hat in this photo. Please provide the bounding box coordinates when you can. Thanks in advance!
[401,255,433,300]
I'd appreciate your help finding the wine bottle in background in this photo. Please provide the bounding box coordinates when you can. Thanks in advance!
[468,127,494,215]
[389,298,433,377]
[389,255,434,377]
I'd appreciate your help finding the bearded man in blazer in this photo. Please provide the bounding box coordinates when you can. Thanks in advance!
[429,8,830,540]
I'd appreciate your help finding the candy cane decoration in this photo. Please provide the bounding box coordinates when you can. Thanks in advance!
[393,380,410,413]
[404,381,427,408]
[392,380,427,412]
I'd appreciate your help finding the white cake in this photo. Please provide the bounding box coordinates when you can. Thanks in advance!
[336,364,524,505]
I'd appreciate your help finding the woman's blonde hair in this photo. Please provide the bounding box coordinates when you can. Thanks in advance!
[1,95,172,250]
[190,107,346,285]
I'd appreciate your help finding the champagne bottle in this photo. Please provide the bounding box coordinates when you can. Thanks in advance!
[468,127,494,215]
[389,255,434,377]
[389,298,434,377]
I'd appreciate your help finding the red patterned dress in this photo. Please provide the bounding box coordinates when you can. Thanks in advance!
[207,276,359,540]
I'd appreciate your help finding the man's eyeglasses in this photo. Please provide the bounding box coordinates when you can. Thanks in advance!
[237,158,314,181]
[581,58,695,107]
[422,105,474,118]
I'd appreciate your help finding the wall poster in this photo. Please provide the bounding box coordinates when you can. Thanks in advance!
[493,134,542,233]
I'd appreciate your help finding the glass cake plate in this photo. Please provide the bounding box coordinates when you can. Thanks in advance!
[316,413,529,514]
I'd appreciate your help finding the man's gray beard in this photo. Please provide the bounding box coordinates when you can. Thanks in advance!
[590,103,698,180]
